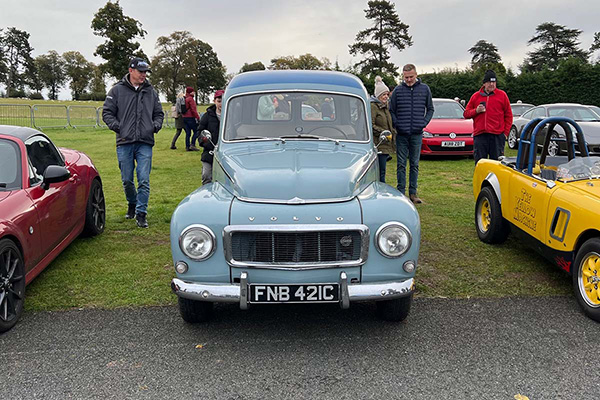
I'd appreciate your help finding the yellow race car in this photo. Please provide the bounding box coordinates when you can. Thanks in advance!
[473,116,600,321]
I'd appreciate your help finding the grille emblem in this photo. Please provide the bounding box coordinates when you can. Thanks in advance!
[449,132,456,139]
[340,235,353,247]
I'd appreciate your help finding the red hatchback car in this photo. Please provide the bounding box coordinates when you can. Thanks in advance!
[0,126,105,333]
[421,98,474,156]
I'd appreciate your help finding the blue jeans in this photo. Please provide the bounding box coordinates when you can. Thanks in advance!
[183,117,198,149]
[377,154,388,183]
[116,143,153,214]
[396,133,422,195]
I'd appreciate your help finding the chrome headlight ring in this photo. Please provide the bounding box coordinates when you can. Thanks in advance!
[179,224,217,261]
[375,221,412,258]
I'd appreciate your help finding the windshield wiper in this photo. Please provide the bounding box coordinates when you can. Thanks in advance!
[230,136,281,141]
[280,134,340,144]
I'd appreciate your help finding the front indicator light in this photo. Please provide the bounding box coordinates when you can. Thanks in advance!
[175,261,189,274]
[403,261,415,273]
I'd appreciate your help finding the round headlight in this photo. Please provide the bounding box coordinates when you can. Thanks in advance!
[179,225,216,260]
[375,222,412,258]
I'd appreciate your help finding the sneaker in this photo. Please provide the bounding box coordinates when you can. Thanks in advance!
[409,194,422,204]
[136,212,148,228]
[170,145,177,150]
[125,203,136,219]
[187,146,200,152]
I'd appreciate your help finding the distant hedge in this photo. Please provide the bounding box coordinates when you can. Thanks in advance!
[419,58,600,107]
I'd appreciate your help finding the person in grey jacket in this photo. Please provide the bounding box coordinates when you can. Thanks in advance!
[389,63,434,204]
[102,57,164,228]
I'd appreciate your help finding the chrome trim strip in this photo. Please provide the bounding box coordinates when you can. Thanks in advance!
[171,277,415,304]
[223,224,370,269]
[549,207,571,242]
[484,172,502,204]
[236,195,355,205]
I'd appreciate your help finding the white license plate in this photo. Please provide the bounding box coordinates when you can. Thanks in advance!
[441,141,465,147]
[249,284,339,303]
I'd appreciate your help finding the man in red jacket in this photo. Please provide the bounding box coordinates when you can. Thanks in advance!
[464,70,513,163]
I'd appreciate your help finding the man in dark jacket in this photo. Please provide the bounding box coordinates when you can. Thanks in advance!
[102,57,164,228]
[197,89,223,185]
[463,70,512,164]
[389,64,434,204]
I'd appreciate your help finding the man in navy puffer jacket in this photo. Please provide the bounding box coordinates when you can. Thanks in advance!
[389,64,434,204]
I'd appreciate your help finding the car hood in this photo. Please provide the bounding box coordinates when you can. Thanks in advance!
[0,191,11,203]
[425,119,473,134]
[576,122,600,142]
[217,141,374,203]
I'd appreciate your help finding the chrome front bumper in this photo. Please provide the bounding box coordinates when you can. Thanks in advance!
[171,272,414,310]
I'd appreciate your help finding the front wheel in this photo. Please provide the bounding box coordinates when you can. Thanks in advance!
[475,186,510,244]
[82,179,105,237]
[178,297,214,323]
[0,239,25,333]
[376,294,412,322]
[572,238,600,322]
[508,126,518,149]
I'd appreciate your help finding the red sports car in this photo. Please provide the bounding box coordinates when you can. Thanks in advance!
[421,98,474,156]
[0,126,105,333]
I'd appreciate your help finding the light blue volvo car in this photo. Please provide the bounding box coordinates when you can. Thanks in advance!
[170,70,420,322]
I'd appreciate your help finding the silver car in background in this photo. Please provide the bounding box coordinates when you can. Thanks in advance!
[508,103,600,155]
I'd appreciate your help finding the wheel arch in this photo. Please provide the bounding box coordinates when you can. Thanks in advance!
[481,172,502,204]
[0,234,24,261]
[573,229,600,274]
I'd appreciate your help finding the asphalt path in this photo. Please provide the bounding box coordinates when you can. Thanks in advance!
[1,297,599,399]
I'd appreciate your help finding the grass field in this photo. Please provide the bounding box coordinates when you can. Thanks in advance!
[22,127,571,312]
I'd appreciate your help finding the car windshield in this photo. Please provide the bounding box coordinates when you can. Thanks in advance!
[223,92,369,142]
[588,105,600,118]
[0,139,21,190]
[432,101,464,119]
[556,156,600,182]
[547,106,600,122]
[511,104,533,116]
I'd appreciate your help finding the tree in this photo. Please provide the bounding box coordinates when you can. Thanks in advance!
[35,51,66,100]
[239,61,266,73]
[522,22,589,72]
[468,40,502,70]
[91,1,147,81]
[590,32,600,62]
[150,31,197,103]
[0,27,34,96]
[189,40,226,103]
[348,0,412,76]
[89,65,107,100]
[63,51,93,100]
[269,54,330,70]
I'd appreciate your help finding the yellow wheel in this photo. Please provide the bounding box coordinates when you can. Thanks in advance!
[475,186,509,244]
[573,238,600,322]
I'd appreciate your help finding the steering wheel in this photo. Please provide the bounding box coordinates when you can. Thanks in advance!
[307,126,348,139]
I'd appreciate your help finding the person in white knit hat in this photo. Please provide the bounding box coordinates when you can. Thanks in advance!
[370,76,396,183]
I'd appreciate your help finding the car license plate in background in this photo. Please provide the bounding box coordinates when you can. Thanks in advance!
[441,141,465,147]
[249,284,339,303]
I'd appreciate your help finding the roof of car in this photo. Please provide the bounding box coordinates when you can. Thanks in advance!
[0,125,45,142]
[433,98,460,102]
[226,70,368,98]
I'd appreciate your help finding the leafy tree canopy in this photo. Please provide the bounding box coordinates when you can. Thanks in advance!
[63,51,93,100]
[239,61,266,73]
[91,0,147,81]
[0,27,34,95]
[468,40,502,70]
[349,0,412,76]
[35,50,66,100]
[269,54,330,70]
[522,22,589,72]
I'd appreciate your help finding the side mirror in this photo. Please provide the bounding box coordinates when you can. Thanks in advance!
[42,165,70,190]
[376,130,392,148]
[201,129,212,142]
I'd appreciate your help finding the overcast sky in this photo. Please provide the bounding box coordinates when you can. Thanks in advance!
[2,0,599,99]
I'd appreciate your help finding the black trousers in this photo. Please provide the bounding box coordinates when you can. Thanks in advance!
[474,133,505,164]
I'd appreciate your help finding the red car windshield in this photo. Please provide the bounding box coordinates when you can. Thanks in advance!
[432,101,465,119]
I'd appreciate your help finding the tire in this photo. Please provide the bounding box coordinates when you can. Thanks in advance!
[572,238,600,322]
[178,297,214,323]
[508,126,518,149]
[475,186,510,244]
[82,179,105,237]
[0,239,26,333]
[376,293,412,322]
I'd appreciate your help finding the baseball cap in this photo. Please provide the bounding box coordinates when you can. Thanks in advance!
[129,57,151,72]
[214,89,225,99]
